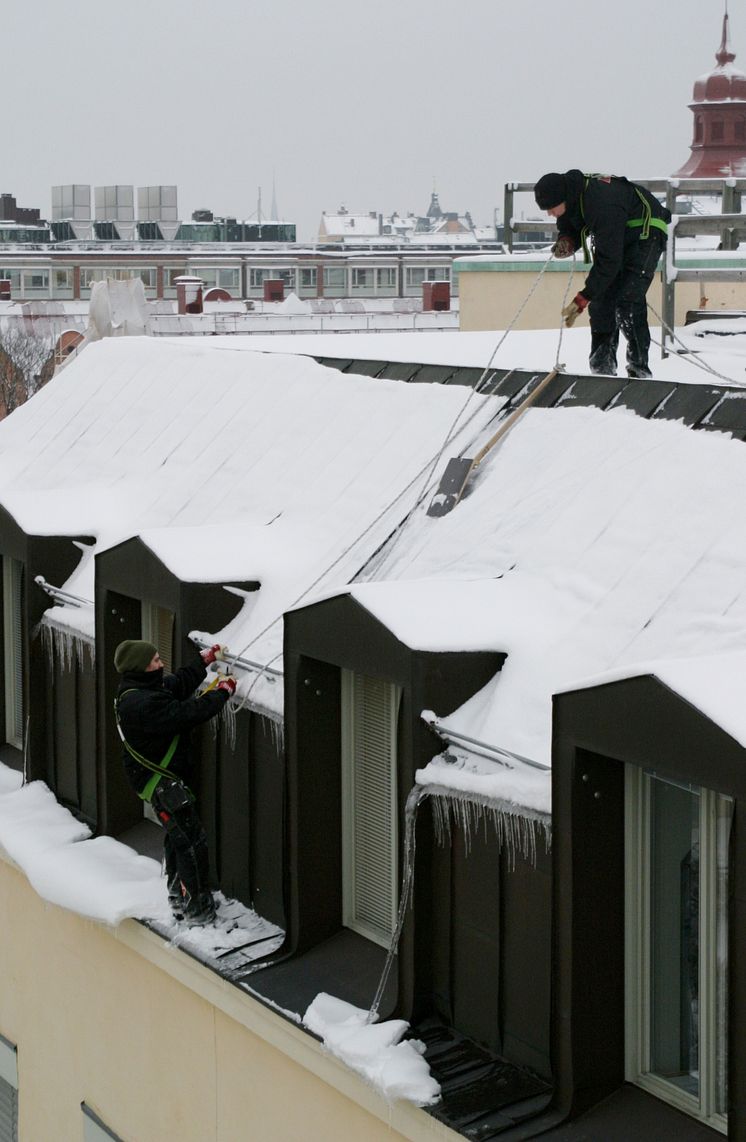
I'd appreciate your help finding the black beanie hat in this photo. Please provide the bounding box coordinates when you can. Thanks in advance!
[114,639,158,673]
[534,173,568,210]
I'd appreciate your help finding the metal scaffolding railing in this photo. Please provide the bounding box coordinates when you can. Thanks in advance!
[504,177,746,358]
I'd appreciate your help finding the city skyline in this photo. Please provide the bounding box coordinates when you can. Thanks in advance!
[3,0,735,240]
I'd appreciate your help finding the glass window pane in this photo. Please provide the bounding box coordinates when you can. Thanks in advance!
[714,794,732,1116]
[649,777,700,1098]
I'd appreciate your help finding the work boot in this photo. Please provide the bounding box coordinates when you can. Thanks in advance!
[626,365,652,380]
[167,875,186,921]
[183,892,217,927]
[589,331,619,376]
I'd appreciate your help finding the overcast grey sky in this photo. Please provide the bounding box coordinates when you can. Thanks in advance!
[3,0,734,240]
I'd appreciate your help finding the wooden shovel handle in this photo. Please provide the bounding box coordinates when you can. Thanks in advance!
[473,368,559,466]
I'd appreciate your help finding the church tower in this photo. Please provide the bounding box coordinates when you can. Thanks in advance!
[673,7,746,178]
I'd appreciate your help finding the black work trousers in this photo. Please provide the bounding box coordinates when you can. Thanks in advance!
[151,779,212,911]
[587,235,664,378]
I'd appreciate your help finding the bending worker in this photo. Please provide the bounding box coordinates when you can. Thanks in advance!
[534,170,670,379]
[114,639,236,925]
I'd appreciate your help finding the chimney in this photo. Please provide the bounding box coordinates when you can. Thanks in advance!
[174,275,204,315]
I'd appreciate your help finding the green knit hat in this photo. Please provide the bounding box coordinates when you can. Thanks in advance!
[114,639,158,674]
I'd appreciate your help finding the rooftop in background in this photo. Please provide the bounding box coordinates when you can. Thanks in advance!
[319,191,496,247]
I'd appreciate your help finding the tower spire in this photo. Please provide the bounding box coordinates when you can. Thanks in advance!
[717,3,736,66]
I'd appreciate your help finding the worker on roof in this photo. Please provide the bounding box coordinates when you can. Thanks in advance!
[114,639,236,926]
[534,170,671,380]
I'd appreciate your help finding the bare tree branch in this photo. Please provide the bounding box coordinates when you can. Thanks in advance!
[0,324,55,417]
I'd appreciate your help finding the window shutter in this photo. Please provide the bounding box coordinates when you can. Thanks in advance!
[342,671,400,948]
[0,1036,18,1142]
[2,556,23,750]
[141,603,174,674]
[0,1079,18,1142]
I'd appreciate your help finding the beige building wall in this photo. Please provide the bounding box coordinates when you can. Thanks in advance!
[457,260,746,332]
[0,857,460,1142]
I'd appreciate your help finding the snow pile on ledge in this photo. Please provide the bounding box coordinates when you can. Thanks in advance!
[415,750,551,818]
[0,772,169,925]
[304,993,440,1107]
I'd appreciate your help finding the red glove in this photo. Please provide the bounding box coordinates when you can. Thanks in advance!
[216,675,237,696]
[201,643,227,665]
[562,293,589,327]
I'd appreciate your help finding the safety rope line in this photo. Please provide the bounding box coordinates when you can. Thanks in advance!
[229,251,564,710]
[411,251,561,506]
[646,298,746,389]
[554,253,578,367]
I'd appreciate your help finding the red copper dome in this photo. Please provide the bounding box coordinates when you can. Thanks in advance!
[673,9,746,178]
[692,13,746,102]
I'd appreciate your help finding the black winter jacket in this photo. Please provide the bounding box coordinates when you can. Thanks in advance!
[116,657,229,796]
[556,169,670,302]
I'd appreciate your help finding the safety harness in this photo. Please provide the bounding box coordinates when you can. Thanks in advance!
[114,690,180,802]
[578,174,668,263]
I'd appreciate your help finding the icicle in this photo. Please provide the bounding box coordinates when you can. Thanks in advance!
[424,784,550,870]
[38,617,95,671]
[220,701,237,750]
[267,715,285,753]
[208,703,285,756]
[367,784,551,1026]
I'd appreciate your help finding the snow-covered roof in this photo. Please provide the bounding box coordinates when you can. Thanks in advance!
[3,328,746,814]
[0,336,492,712]
[340,400,746,810]
[320,212,381,237]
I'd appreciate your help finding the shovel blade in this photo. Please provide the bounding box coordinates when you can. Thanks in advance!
[426,456,476,517]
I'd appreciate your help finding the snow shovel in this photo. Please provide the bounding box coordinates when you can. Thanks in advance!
[427,367,560,517]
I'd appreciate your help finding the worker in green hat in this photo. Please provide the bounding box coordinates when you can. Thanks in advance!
[114,639,236,925]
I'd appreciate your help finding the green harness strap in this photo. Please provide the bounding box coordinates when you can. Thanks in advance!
[628,184,668,239]
[114,691,180,803]
[579,176,668,262]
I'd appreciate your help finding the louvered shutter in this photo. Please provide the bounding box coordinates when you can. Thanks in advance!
[0,1036,18,1142]
[342,671,400,948]
[0,1079,17,1142]
[2,556,23,750]
[141,603,174,674]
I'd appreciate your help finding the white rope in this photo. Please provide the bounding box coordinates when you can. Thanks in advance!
[554,254,578,368]
[647,298,746,389]
[227,254,564,708]
[413,251,560,502]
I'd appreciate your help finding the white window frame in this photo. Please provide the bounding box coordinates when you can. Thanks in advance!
[217,268,239,291]
[341,669,400,948]
[22,270,49,292]
[299,266,318,291]
[404,266,451,290]
[350,267,373,290]
[2,556,23,751]
[375,266,397,291]
[625,766,730,1135]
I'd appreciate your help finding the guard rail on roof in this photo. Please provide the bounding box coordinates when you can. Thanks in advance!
[503,177,745,254]
[505,178,746,358]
